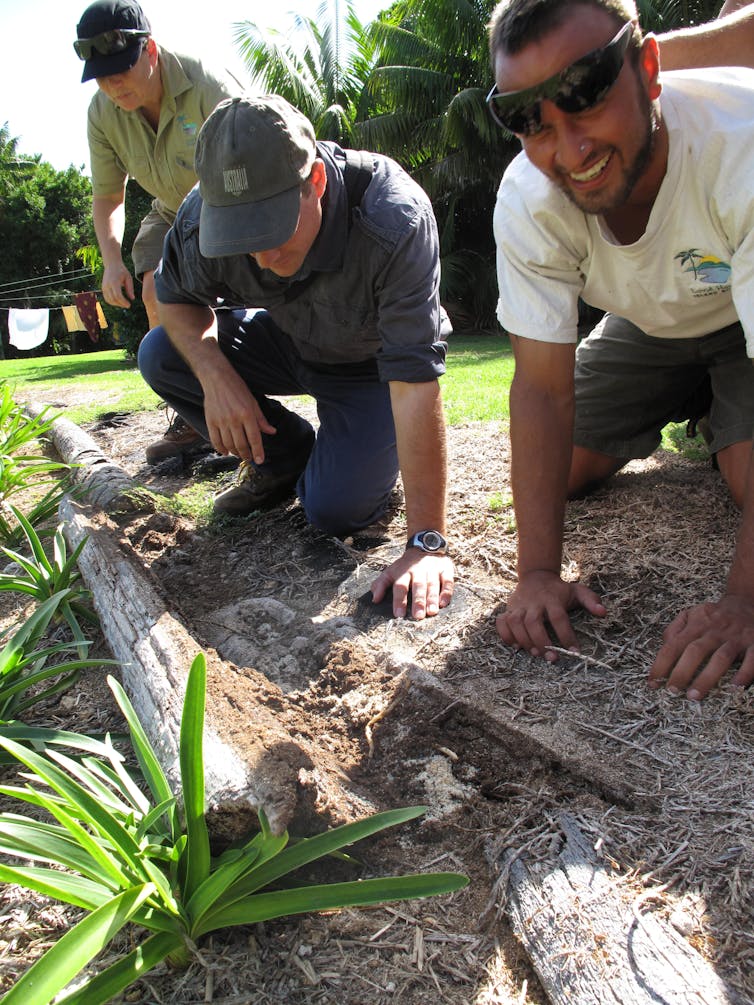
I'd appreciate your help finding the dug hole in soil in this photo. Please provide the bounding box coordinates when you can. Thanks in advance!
[2,383,753,1005]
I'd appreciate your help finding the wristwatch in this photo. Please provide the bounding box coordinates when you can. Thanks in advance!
[406,530,448,555]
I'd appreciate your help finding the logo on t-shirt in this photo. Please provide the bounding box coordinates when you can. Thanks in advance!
[177,114,199,142]
[675,248,731,298]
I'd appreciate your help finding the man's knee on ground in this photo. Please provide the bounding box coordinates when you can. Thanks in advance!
[716,440,752,509]
[301,488,391,538]
[568,446,627,498]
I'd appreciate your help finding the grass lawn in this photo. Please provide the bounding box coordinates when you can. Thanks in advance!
[0,349,160,424]
[0,338,701,458]
[0,336,516,427]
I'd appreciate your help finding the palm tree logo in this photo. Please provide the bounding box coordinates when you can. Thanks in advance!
[675,248,731,285]
[675,248,703,279]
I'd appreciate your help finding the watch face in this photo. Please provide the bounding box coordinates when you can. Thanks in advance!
[421,531,444,551]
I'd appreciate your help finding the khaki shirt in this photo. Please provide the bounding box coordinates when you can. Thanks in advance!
[87,46,234,219]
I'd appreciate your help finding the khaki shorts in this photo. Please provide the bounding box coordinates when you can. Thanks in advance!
[573,314,754,458]
[131,203,176,278]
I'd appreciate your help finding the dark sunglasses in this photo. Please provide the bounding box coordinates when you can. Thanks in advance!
[487,21,634,136]
[73,28,149,60]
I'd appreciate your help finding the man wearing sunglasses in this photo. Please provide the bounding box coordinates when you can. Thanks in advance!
[489,0,754,701]
[75,0,234,462]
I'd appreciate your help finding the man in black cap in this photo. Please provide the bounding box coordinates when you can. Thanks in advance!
[138,95,455,622]
[74,0,235,461]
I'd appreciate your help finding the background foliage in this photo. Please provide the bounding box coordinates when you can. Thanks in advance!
[0,0,735,359]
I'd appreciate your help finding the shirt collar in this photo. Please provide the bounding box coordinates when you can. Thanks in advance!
[156,47,193,104]
[300,142,349,274]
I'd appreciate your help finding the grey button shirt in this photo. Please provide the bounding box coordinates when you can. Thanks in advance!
[155,142,447,383]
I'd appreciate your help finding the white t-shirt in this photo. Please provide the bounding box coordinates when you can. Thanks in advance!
[494,69,754,357]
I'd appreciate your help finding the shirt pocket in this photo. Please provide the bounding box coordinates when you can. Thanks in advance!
[304,298,380,362]
[125,154,155,192]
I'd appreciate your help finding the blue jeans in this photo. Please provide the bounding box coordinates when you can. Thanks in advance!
[138,309,399,535]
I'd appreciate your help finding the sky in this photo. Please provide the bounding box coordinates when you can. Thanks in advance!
[0,0,385,174]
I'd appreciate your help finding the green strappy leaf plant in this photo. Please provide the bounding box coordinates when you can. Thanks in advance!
[0,383,70,546]
[0,590,117,725]
[0,653,468,1005]
[0,506,96,656]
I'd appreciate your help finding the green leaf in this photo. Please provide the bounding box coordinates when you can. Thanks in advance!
[184,831,269,929]
[135,797,177,841]
[8,505,52,573]
[0,722,125,759]
[0,816,121,889]
[0,738,143,885]
[200,806,428,924]
[178,653,210,901]
[107,675,177,836]
[54,931,184,1005]
[201,872,468,933]
[45,750,136,819]
[0,884,155,1005]
[0,863,111,911]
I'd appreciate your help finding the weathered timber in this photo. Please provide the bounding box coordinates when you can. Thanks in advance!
[25,402,136,510]
[496,813,735,1005]
[60,498,373,838]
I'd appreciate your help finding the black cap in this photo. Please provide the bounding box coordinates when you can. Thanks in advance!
[76,0,151,83]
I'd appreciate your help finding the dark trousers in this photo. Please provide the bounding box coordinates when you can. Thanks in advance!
[137,309,399,534]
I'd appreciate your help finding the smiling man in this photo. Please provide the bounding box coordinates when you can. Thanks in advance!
[138,95,454,622]
[489,0,754,699]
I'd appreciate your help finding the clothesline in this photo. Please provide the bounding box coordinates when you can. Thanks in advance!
[0,290,101,307]
[3,294,110,351]
[0,265,92,289]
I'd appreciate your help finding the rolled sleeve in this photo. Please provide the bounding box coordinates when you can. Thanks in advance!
[154,190,218,306]
[372,200,447,382]
[494,159,585,342]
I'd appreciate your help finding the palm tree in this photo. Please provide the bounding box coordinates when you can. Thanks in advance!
[233,1,378,145]
[637,0,726,32]
[361,0,517,328]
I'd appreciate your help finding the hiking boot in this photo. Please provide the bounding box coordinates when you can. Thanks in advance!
[213,460,302,516]
[192,452,241,476]
[146,411,209,465]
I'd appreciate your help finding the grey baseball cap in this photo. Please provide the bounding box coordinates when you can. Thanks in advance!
[195,95,317,258]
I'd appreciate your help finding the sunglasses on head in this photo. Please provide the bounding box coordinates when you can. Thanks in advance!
[73,28,149,60]
[487,21,634,136]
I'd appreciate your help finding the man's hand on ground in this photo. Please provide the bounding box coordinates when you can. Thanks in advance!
[370,552,455,621]
[649,595,754,700]
[496,570,606,660]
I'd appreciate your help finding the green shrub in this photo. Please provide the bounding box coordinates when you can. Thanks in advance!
[0,653,468,1004]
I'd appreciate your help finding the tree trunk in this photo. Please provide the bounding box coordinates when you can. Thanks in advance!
[495,813,734,1005]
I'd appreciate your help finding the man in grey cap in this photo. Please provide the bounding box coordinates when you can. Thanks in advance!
[138,95,454,621]
[74,0,235,461]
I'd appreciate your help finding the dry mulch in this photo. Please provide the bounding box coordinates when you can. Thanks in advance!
[1,385,753,1004]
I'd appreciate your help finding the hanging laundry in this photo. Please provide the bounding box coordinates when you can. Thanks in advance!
[73,292,105,342]
[7,308,49,350]
[63,302,108,334]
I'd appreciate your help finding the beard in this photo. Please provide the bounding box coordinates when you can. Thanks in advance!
[556,83,659,217]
